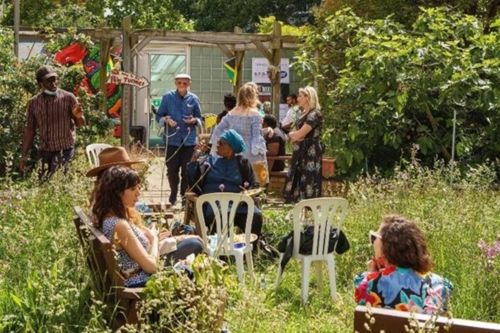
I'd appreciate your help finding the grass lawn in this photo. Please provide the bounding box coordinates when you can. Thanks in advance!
[0,154,498,332]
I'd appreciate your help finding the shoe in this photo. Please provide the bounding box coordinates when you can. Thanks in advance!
[258,239,279,259]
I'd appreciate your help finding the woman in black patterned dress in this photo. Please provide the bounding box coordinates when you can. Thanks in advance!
[283,86,323,203]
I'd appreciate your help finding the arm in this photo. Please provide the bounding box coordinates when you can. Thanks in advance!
[288,123,312,143]
[72,103,85,128]
[114,219,159,274]
[209,115,229,152]
[20,104,36,172]
[156,95,176,127]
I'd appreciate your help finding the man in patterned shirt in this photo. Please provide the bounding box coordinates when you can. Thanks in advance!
[20,65,85,180]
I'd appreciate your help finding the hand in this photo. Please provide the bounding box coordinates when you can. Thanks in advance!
[165,116,177,128]
[183,115,196,125]
[72,104,84,119]
[367,259,378,272]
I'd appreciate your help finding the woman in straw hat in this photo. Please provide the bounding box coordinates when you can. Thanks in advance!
[92,165,204,287]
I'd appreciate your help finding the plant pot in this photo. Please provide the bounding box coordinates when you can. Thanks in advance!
[322,157,335,179]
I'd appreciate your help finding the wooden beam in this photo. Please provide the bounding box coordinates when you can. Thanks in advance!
[99,38,111,116]
[271,21,282,118]
[217,44,234,58]
[121,16,132,147]
[252,39,272,61]
[14,0,20,59]
[234,50,245,94]
[131,36,152,55]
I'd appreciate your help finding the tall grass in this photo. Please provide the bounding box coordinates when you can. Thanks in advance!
[0,154,498,332]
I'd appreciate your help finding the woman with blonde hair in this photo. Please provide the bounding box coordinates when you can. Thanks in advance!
[210,82,268,185]
[283,86,323,202]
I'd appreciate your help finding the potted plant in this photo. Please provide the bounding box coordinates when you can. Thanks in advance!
[321,128,336,179]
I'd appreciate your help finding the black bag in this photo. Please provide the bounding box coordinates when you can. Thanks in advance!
[277,225,350,271]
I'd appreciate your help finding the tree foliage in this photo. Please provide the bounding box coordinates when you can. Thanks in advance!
[0,28,112,177]
[296,8,500,178]
[319,0,499,31]
[1,0,104,28]
[171,0,321,31]
[103,0,194,30]
[256,16,309,36]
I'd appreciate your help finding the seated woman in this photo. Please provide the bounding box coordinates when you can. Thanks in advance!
[354,215,453,314]
[92,165,204,288]
[188,129,263,236]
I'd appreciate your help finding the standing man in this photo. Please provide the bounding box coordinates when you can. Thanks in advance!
[280,93,300,134]
[20,65,85,180]
[156,73,202,206]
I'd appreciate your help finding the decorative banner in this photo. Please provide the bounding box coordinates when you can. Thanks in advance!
[109,69,149,88]
[224,57,237,86]
[252,58,289,84]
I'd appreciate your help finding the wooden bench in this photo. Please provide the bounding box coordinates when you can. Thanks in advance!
[73,206,143,329]
[354,305,500,333]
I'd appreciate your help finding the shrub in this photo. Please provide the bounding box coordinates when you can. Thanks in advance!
[0,28,113,177]
[296,8,500,179]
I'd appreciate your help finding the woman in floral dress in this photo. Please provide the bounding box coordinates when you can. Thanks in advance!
[283,86,323,203]
[354,215,453,314]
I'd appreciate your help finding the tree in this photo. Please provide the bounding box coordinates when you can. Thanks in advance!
[171,0,321,32]
[1,0,104,28]
[103,0,193,30]
[318,0,499,31]
[296,8,500,178]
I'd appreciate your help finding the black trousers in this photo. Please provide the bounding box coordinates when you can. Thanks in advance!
[39,147,74,181]
[166,145,195,205]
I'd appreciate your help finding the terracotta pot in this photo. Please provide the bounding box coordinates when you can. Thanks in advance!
[322,157,335,179]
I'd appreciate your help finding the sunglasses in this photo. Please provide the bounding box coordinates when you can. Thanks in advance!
[369,230,381,245]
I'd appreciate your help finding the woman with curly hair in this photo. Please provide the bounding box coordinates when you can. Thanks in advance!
[354,215,453,314]
[92,165,203,287]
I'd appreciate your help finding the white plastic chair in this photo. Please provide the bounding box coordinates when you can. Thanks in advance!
[196,192,255,283]
[275,197,348,303]
[85,143,112,167]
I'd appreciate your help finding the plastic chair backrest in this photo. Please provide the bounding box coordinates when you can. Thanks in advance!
[86,143,113,167]
[292,197,348,257]
[195,192,255,252]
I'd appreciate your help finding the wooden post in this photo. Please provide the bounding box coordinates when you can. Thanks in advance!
[271,21,282,119]
[121,16,132,146]
[233,27,244,94]
[235,50,245,93]
[13,0,20,60]
[99,38,111,116]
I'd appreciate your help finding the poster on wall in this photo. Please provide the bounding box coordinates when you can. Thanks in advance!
[252,58,290,119]
[252,58,290,84]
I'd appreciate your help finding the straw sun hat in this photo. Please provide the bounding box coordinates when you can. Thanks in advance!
[86,146,145,177]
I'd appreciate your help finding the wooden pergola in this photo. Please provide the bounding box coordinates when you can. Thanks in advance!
[19,21,299,146]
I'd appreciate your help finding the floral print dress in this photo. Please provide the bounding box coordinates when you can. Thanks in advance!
[283,108,323,203]
[354,265,454,314]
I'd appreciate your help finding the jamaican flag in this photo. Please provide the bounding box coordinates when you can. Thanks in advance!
[224,57,237,86]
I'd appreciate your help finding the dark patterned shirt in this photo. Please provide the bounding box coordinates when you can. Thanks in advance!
[26,89,78,151]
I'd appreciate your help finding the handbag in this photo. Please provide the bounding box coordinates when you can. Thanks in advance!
[277,225,350,271]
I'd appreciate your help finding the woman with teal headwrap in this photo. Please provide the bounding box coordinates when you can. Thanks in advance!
[187,129,263,236]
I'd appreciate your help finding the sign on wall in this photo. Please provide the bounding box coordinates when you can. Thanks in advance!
[251,58,290,84]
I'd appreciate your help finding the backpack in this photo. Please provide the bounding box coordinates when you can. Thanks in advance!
[277,225,350,271]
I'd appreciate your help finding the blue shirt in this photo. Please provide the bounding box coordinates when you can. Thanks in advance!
[156,90,202,147]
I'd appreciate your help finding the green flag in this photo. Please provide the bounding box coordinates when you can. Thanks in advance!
[224,57,237,86]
